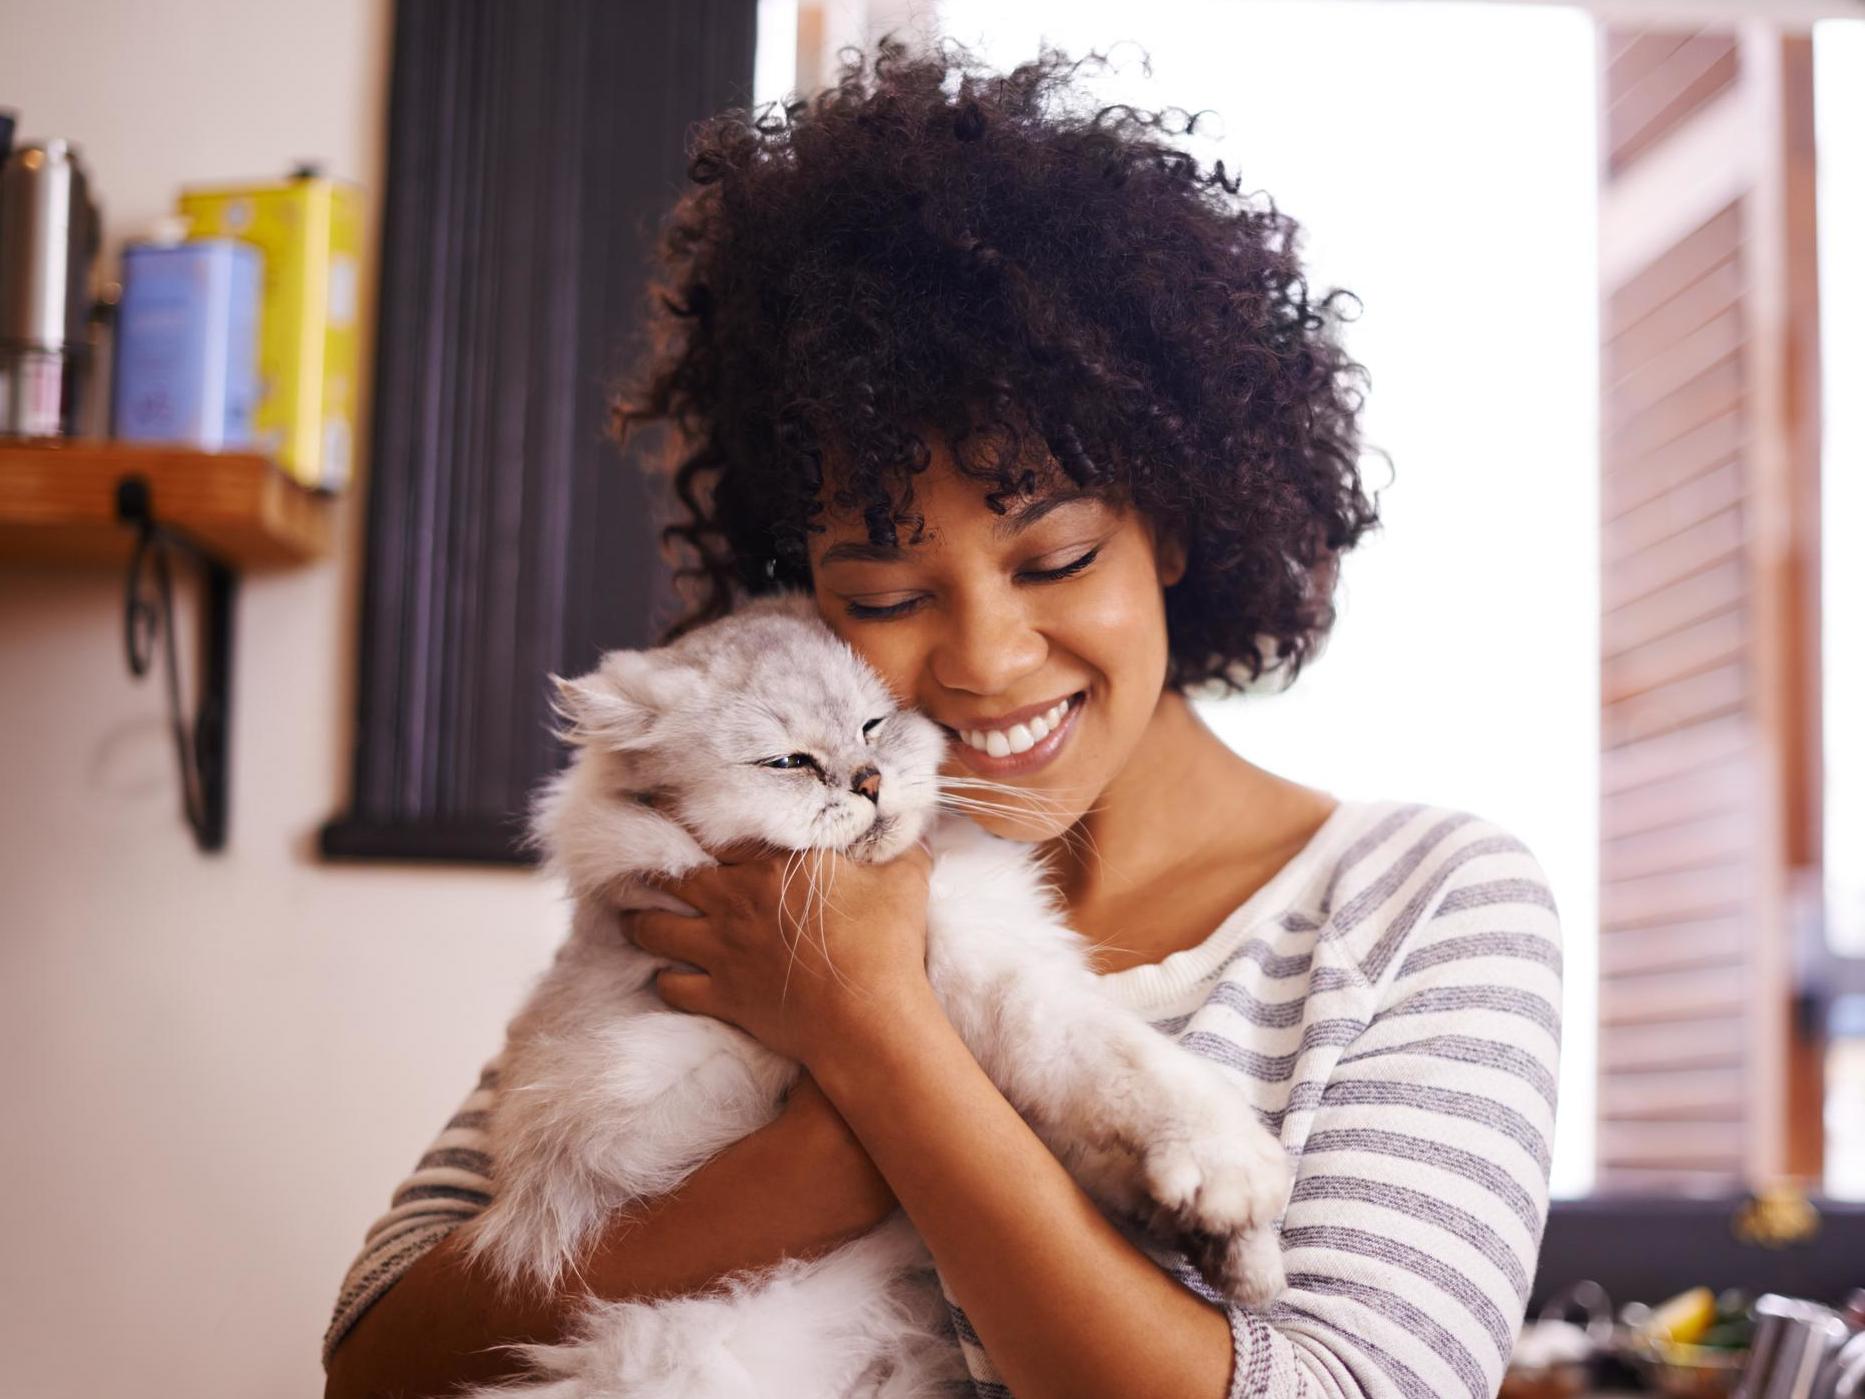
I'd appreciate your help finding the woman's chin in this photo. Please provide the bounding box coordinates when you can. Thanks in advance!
[960,800,1078,846]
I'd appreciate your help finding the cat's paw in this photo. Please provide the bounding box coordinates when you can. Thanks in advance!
[1137,1094,1291,1308]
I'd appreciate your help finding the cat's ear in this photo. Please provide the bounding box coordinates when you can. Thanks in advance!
[546,652,676,749]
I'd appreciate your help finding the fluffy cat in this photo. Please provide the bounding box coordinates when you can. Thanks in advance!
[458,593,1290,1398]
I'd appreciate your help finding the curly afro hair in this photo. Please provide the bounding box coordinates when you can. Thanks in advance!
[609,34,1383,694]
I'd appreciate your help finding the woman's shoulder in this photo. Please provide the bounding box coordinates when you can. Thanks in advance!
[1324,796,1556,877]
[1317,796,1563,991]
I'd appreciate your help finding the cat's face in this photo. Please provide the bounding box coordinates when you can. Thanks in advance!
[550,595,946,862]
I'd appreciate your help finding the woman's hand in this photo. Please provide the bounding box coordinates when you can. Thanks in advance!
[627,842,935,1072]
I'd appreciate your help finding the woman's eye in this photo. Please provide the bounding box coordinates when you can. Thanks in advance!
[762,753,818,770]
[841,548,1099,621]
[844,595,927,621]
[1020,546,1101,583]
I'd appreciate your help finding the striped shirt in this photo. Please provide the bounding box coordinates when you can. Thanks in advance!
[324,798,1562,1399]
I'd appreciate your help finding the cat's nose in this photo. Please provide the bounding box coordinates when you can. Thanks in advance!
[851,767,882,803]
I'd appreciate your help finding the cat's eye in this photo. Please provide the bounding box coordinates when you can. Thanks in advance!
[862,716,885,738]
[761,753,819,771]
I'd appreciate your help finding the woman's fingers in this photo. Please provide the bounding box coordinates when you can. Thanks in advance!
[628,909,710,969]
[632,866,712,908]
[653,967,714,1016]
[632,843,785,909]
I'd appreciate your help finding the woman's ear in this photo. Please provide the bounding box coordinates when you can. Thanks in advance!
[1155,527,1189,588]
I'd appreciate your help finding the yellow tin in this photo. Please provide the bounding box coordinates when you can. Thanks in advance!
[178,170,362,492]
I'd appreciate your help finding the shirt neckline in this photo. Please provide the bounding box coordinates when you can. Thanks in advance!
[1092,794,1366,1012]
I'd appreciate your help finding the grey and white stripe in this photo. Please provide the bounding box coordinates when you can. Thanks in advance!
[323,799,1561,1399]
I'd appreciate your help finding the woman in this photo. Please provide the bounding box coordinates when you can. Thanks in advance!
[324,38,1561,1399]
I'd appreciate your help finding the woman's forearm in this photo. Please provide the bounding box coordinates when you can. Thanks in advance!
[811,981,1238,1399]
[324,1086,897,1399]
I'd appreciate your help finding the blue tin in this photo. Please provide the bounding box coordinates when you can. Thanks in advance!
[111,238,261,450]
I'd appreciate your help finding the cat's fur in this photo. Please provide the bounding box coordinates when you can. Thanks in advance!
[459,593,1290,1398]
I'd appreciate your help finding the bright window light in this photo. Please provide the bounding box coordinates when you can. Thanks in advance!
[934,0,1602,1196]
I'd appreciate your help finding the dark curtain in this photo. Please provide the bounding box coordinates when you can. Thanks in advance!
[322,0,758,863]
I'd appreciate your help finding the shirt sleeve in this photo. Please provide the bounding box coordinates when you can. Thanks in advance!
[321,1055,503,1369]
[1214,816,1563,1399]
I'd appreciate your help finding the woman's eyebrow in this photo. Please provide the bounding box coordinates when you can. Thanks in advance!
[995,489,1098,537]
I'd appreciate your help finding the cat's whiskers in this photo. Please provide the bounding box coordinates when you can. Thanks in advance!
[782,845,854,1001]
[938,779,1106,826]
[932,787,1109,832]
[796,847,859,997]
[785,846,829,992]
[931,796,1119,882]
[816,850,849,989]
[937,775,1105,806]
[932,775,1126,881]
[776,847,809,1006]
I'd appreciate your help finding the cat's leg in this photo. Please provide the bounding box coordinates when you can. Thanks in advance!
[973,969,1288,1306]
[456,1216,966,1399]
[925,834,1289,1306]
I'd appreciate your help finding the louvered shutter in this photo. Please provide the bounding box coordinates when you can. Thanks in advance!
[1596,24,1824,1190]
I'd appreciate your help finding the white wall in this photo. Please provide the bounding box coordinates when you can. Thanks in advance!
[0,4,569,1395]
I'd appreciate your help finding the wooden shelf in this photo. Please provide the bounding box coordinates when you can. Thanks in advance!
[0,440,334,568]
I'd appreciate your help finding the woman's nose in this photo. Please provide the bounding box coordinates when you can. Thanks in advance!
[928,595,1048,697]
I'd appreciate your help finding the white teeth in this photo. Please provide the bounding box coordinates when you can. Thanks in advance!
[955,695,1076,755]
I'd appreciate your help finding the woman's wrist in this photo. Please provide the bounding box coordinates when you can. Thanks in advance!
[803,971,946,1102]
[807,978,963,1141]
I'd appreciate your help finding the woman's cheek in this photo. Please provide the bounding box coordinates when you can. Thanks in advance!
[1066,553,1172,679]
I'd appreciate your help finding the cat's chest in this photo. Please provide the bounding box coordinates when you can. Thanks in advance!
[925,838,1054,922]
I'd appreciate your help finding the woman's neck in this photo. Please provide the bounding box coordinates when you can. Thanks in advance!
[1042,689,1336,970]
[1042,690,1244,909]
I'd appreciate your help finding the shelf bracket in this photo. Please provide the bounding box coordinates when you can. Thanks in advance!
[115,474,236,852]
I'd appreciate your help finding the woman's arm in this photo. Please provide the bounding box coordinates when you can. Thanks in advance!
[323,1074,898,1399]
[630,842,1248,1398]
[812,982,1239,1399]
[810,819,1562,1399]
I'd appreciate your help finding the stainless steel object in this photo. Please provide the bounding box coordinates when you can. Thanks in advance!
[0,135,102,437]
[1737,1295,1855,1399]
[1815,1330,1865,1399]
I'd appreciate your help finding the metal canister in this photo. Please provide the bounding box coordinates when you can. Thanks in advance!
[1817,1331,1865,1399]
[0,136,103,438]
[1737,1295,1855,1399]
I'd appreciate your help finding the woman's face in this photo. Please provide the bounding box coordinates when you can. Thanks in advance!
[806,443,1185,841]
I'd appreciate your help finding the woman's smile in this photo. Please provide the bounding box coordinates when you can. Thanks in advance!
[939,689,1087,778]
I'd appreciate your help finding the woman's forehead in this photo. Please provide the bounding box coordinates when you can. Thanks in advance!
[811,479,1118,563]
